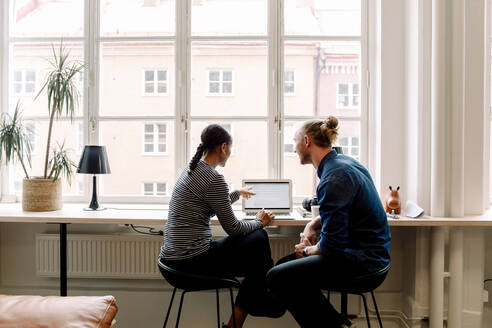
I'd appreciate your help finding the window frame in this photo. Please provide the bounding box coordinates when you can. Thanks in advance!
[2,0,369,204]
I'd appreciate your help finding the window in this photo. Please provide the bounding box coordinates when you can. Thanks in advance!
[143,182,167,196]
[284,70,295,95]
[207,70,233,95]
[339,136,360,160]
[143,69,168,95]
[143,123,167,154]
[13,70,36,95]
[337,83,360,108]
[284,123,296,155]
[4,0,365,203]
[24,121,36,153]
[76,122,84,154]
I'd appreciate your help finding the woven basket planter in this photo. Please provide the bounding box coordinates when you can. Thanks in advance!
[22,178,62,212]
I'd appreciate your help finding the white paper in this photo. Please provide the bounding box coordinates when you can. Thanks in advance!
[404,200,424,218]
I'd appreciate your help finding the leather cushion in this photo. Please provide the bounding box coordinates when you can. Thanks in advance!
[0,295,118,328]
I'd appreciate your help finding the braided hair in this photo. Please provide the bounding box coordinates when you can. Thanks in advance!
[188,124,232,174]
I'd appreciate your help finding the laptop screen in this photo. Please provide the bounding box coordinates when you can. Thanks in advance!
[243,181,290,210]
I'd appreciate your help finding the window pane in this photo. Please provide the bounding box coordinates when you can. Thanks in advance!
[144,183,153,192]
[192,42,267,116]
[145,70,154,81]
[191,121,268,188]
[11,0,83,37]
[14,71,22,81]
[101,0,175,37]
[100,121,175,196]
[157,124,166,133]
[222,71,232,81]
[11,42,84,117]
[209,82,220,93]
[284,41,360,117]
[13,120,83,196]
[192,0,267,36]
[158,144,166,153]
[156,183,166,195]
[284,0,361,36]
[222,82,233,93]
[284,84,294,94]
[144,144,154,152]
[335,121,361,160]
[100,42,175,116]
[157,83,167,94]
[144,124,154,133]
[26,71,35,81]
[285,71,294,81]
[158,70,167,81]
[353,83,359,94]
[209,71,220,81]
[145,83,154,93]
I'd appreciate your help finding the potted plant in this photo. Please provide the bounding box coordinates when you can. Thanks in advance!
[0,44,84,211]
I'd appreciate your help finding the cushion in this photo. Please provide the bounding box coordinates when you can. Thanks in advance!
[0,295,118,328]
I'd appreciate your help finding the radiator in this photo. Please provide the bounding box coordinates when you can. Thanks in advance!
[35,234,298,279]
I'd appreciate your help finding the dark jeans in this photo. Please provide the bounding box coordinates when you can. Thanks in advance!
[266,253,365,328]
[160,229,279,316]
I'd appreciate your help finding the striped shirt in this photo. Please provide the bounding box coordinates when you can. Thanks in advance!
[161,160,263,260]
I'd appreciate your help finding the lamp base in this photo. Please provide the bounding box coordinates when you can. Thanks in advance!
[83,206,107,211]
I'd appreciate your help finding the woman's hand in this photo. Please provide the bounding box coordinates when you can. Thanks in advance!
[238,186,256,199]
[256,209,275,227]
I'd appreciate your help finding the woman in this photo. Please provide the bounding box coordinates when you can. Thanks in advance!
[266,116,391,328]
[159,124,284,328]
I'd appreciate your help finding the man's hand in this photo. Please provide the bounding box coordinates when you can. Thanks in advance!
[257,209,275,227]
[238,186,256,199]
[295,233,312,258]
[301,219,319,245]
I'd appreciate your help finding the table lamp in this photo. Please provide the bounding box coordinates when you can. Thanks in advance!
[77,145,111,211]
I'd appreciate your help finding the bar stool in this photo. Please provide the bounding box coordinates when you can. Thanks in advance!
[158,259,239,328]
[325,264,390,328]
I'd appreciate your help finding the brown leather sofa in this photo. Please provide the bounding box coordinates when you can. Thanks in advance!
[0,294,118,328]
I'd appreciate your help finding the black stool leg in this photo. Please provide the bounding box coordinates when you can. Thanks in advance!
[360,294,371,328]
[163,287,177,328]
[341,292,348,318]
[229,288,237,328]
[216,289,220,328]
[370,291,383,328]
[175,291,186,328]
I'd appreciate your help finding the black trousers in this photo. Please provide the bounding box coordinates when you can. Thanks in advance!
[266,253,364,328]
[161,229,280,316]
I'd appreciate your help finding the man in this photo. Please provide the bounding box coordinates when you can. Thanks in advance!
[266,116,391,328]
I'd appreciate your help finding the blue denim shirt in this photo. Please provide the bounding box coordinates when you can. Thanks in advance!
[316,150,391,273]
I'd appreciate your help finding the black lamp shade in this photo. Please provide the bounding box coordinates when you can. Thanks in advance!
[77,146,111,174]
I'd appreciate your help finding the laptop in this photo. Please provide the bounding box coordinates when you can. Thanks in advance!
[241,179,296,220]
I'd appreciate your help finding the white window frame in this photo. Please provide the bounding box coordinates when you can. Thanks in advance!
[142,182,167,196]
[142,69,168,96]
[142,123,168,155]
[76,121,84,155]
[13,69,36,96]
[284,69,295,96]
[206,69,234,96]
[336,82,360,109]
[2,0,369,204]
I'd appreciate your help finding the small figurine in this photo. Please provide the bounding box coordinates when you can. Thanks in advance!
[385,186,401,215]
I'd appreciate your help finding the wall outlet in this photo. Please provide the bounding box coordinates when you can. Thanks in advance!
[0,194,17,203]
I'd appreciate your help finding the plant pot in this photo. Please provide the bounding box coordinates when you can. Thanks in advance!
[22,178,62,212]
